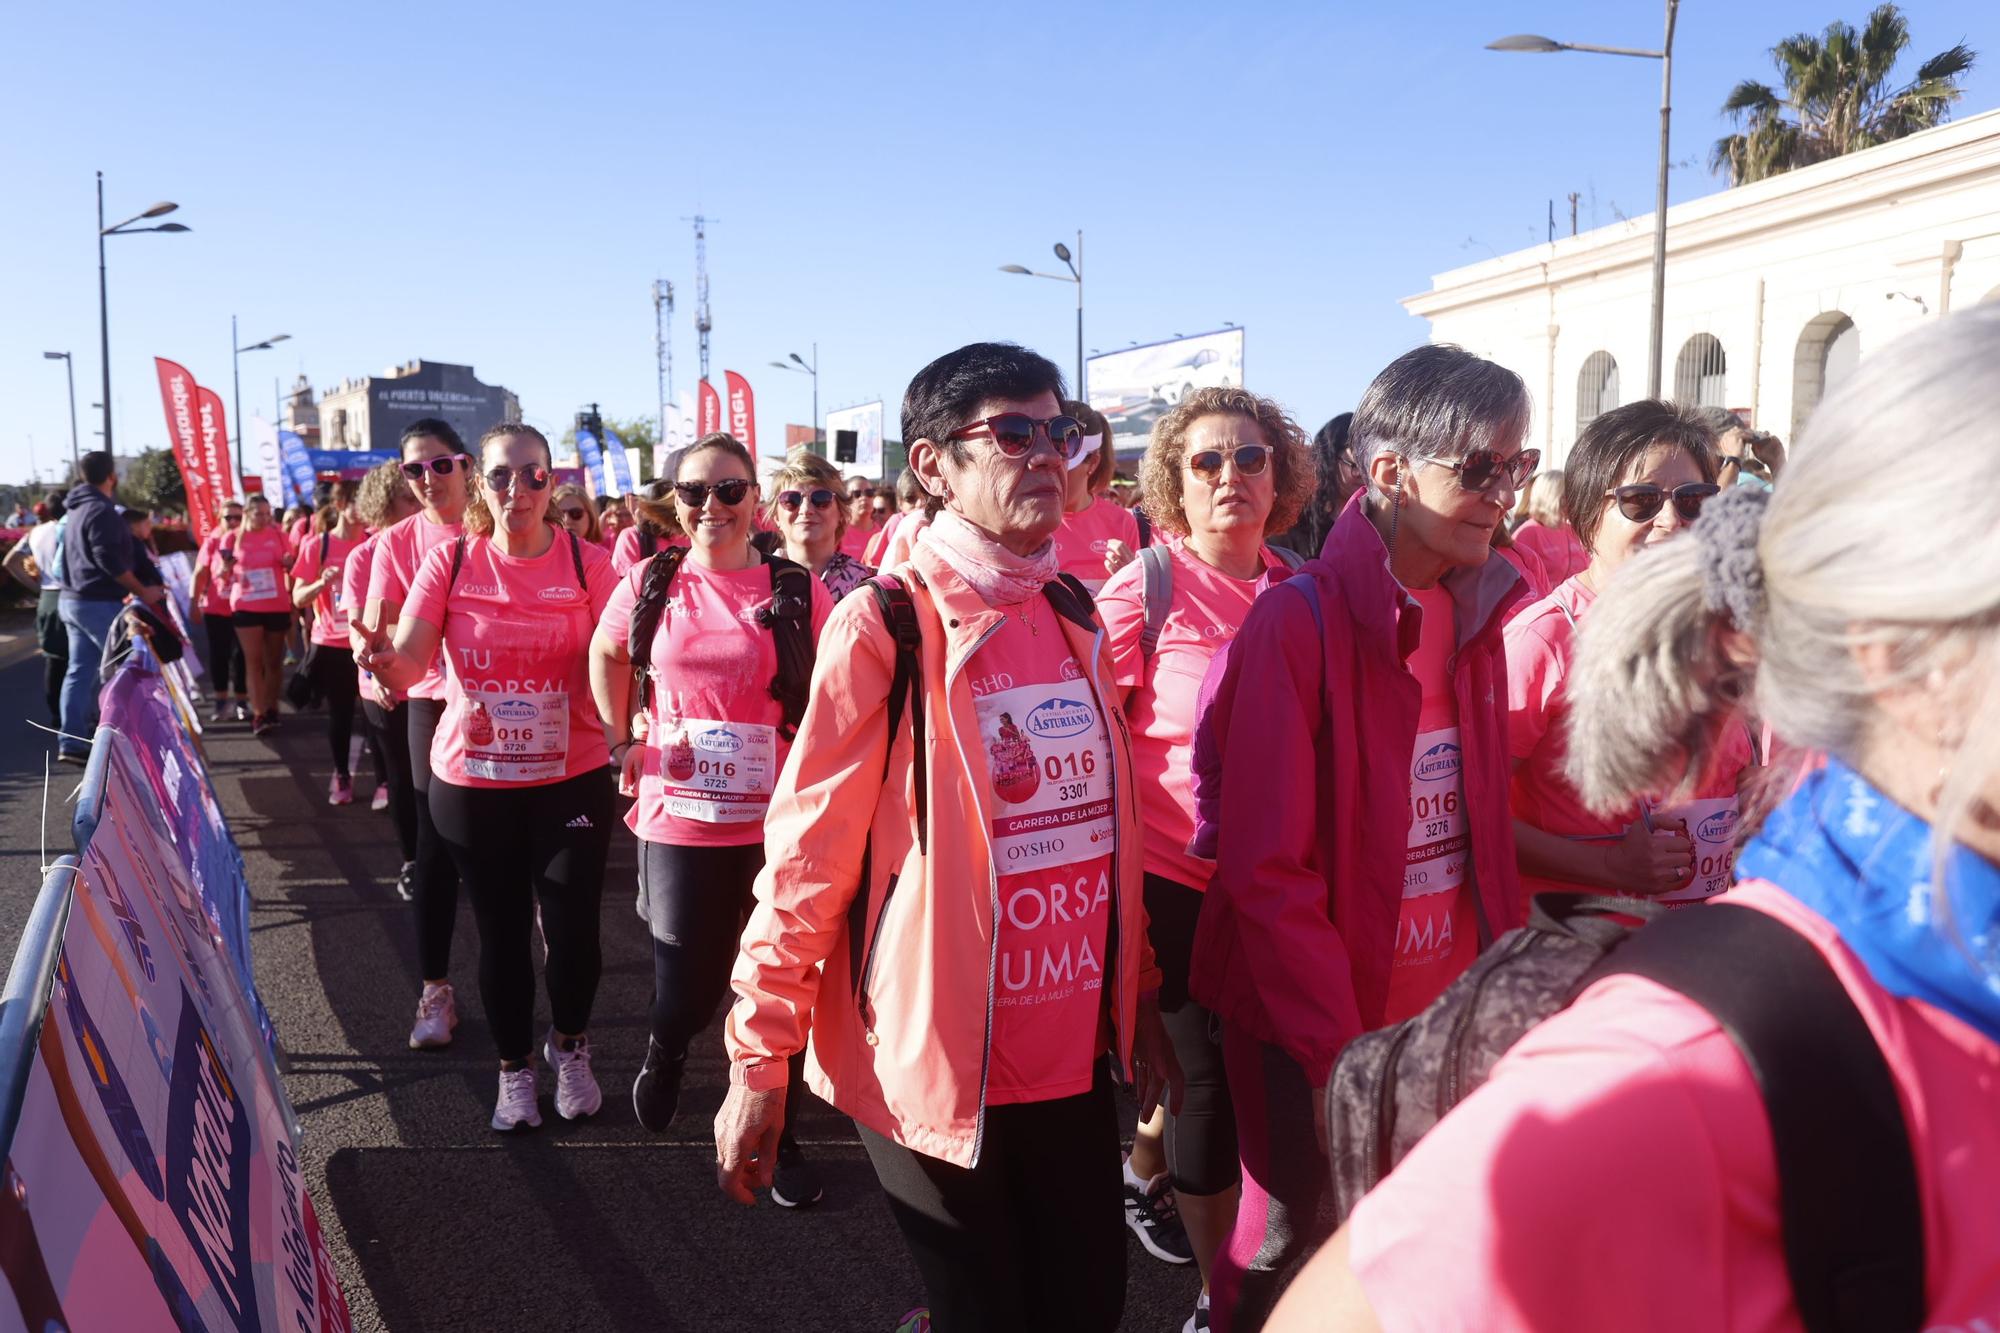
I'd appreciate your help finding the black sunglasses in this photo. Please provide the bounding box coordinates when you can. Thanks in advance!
[482,463,551,493]
[1434,447,1540,494]
[675,478,754,508]
[222,512,242,524]
[1608,482,1720,524]
[560,506,588,521]
[1187,444,1271,481]
[779,488,837,512]
[947,413,1086,461]
[401,454,468,480]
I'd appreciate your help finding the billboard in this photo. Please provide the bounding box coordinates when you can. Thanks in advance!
[1086,328,1245,455]
[364,362,513,454]
[825,401,885,479]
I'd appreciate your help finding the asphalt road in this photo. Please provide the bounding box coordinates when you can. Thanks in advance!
[0,613,1204,1333]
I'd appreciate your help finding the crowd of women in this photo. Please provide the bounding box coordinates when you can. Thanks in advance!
[110,303,2000,1332]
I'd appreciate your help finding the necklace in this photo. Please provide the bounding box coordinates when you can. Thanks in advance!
[1010,599,1040,636]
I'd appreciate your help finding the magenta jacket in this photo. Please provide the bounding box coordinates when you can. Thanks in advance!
[1188,492,1528,1086]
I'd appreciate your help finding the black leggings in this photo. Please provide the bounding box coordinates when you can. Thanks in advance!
[309,645,359,778]
[1145,873,1240,1196]
[203,612,246,697]
[859,1062,1125,1333]
[408,698,461,980]
[364,698,418,862]
[429,768,615,1062]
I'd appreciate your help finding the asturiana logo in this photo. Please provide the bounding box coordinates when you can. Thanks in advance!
[696,727,744,754]
[1026,697,1094,739]
[492,700,539,722]
[537,585,578,603]
[1414,742,1461,782]
[1697,808,1740,843]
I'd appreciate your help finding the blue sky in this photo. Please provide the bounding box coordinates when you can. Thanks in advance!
[3,0,1994,487]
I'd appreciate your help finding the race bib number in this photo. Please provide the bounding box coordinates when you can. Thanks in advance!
[974,678,1115,875]
[659,718,777,823]
[462,690,570,783]
[1652,795,1741,904]
[1405,726,1469,901]
[241,565,278,601]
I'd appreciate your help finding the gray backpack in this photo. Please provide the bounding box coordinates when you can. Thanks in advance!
[1136,542,1304,659]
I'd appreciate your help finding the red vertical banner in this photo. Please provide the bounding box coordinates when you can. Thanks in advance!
[154,358,213,540]
[723,371,757,455]
[193,387,237,528]
[698,380,723,437]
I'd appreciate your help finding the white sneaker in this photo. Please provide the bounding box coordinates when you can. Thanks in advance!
[542,1031,603,1121]
[491,1066,542,1133]
[407,982,458,1050]
[1183,1289,1210,1333]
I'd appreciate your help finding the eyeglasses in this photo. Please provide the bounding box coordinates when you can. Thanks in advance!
[1432,447,1540,495]
[1607,482,1720,524]
[674,478,754,508]
[947,413,1087,461]
[1187,444,1272,481]
[400,455,468,480]
[482,463,551,493]
[560,506,588,521]
[846,486,876,500]
[222,513,242,524]
[778,488,837,512]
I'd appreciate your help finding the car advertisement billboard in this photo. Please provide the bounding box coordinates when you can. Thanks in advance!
[1087,328,1245,455]
[825,401,885,480]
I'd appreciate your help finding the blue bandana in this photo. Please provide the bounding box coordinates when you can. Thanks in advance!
[1738,759,2000,1046]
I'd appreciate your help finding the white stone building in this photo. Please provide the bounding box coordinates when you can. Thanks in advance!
[1402,108,2000,465]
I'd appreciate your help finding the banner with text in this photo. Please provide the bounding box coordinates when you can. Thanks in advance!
[723,370,759,458]
[603,426,635,494]
[155,359,219,539]
[574,427,609,497]
[248,417,287,507]
[279,430,317,507]
[192,384,239,519]
[699,380,722,437]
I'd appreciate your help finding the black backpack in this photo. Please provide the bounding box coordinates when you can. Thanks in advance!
[627,547,816,740]
[1326,893,1925,1333]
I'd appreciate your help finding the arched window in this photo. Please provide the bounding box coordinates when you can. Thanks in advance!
[1792,312,1859,437]
[1673,335,1728,407]
[1576,351,1620,428]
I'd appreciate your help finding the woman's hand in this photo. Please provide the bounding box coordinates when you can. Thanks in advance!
[715,1083,787,1205]
[1129,993,1185,1123]
[355,633,403,683]
[1607,817,1693,896]
[617,742,648,798]
[1103,539,1135,580]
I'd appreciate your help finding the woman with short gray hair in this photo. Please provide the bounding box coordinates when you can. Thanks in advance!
[1188,343,1536,1331]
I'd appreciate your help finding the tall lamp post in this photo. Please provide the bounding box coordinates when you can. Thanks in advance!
[231,317,291,453]
[97,172,189,453]
[768,344,820,446]
[42,352,81,477]
[1489,0,1678,398]
[1000,230,1084,395]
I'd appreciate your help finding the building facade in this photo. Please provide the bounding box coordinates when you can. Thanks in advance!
[317,361,520,453]
[1402,108,2000,465]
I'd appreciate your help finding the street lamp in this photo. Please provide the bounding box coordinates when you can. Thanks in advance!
[42,352,81,476]
[1488,0,1679,398]
[97,173,190,453]
[999,230,1084,395]
[231,316,291,454]
[768,343,820,445]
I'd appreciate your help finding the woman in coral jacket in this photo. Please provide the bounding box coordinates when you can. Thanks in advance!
[715,342,1181,1333]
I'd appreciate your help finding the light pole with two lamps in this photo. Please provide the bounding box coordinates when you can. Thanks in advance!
[999,231,1084,395]
[768,345,819,446]
[97,172,189,453]
[232,317,291,454]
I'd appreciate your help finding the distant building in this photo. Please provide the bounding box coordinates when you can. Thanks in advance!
[318,360,520,453]
[282,374,320,444]
[1402,109,2000,463]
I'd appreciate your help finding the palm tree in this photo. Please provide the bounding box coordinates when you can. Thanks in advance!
[1711,4,1975,185]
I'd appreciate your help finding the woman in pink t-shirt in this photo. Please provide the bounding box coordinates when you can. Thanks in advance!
[226,493,294,736]
[189,497,248,722]
[1510,467,1589,584]
[552,482,601,548]
[1052,399,1142,593]
[1506,401,1746,911]
[1096,387,1314,1328]
[362,423,618,1135]
[1270,301,2000,1333]
[345,462,421,876]
[586,433,835,1193]
[767,449,874,601]
[598,496,633,548]
[610,480,690,575]
[291,480,368,805]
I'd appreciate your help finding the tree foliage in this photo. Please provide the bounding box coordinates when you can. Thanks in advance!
[557,415,662,487]
[123,448,187,518]
[1712,5,1975,185]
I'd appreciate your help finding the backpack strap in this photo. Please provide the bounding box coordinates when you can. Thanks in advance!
[845,575,927,989]
[757,556,818,741]
[1044,571,1097,629]
[1585,904,1926,1333]
[1138,544,1173,660]
[319,531,332,564]
[1270,544,1307,571]
[627,546,689,711]
[447,534,466,591]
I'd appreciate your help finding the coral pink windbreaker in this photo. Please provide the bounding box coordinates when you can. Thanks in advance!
[1189,492,1527,1087]
[725,539,1160,1169]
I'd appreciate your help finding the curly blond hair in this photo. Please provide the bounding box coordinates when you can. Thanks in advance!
[763,449,847,538]
[1138,386,1312,539]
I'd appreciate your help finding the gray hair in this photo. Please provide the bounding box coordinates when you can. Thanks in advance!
[1565,303,2000,900]
[1694,405,1745,436]
[1350,344,1532,496]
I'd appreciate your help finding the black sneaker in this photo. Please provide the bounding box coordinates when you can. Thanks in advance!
[631,1037,685,1133]
[395,861,416,902]
[1122,1160,1194,1265]
[770,1137,825,1209]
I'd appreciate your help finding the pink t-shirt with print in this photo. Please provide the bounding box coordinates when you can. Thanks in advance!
[341,535,399,703]
[1098,541,1291,891]
[611,524,690,576]
[969,610,1116,1106]
[1351,880,2000,1330]
[1051,496,1141,595]
[194,530,234,615]
[402,531,616,790]
[226,526,293,614]
[598,554,834,848]
[366,511,462,701]
[291,528,366,647]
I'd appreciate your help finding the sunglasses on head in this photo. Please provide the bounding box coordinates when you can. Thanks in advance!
[482,463,550,493]
[779,488,837,512]
[675,478,754,508]
[1187,444,1272,481]
[1608,482,1720,524]
[401,454,468,480]
[1432,446,1540,494]
[947,413,1086,461]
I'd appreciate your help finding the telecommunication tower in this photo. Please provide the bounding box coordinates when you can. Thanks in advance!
[683,214,716,384]
[652,278,674,437]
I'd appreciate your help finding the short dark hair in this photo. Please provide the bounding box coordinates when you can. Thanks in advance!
[41,490,65,520]
[901,342,1067,466]
[123,506,152,525]
[399,417,465,454]
[1561,399,1719,555]
[80,451,115,487]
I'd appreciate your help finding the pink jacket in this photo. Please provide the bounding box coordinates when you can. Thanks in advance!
[725,540,1160,1168]
[1189,492,1527,1086]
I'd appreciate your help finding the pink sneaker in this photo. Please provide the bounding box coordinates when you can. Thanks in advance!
[328,774,354,806]
[371,784,390,812]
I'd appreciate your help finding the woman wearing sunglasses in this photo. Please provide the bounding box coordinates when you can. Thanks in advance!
[189,498,249,722]
[587,434,834,1191]
[716,343,1180,1332]
[290,480,368,804]
[1505,400,1752,907]
[344,461,422,889]
[1189,345,1533,1331]
[227,493,295,737]
[767,449,874,600]
[361,423,618,1133]
[552,483,601,547]
[1096,386,1315,1329]
[1052,399,1142,594]
[365,418,474,1053]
